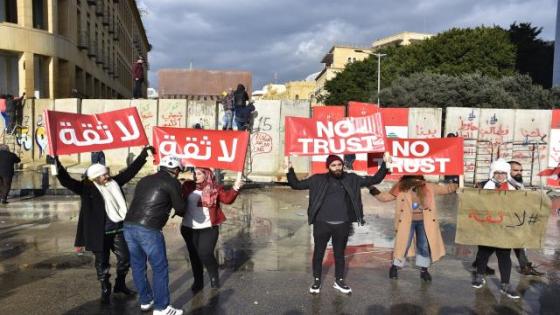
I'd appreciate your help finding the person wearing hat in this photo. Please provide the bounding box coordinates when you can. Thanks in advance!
[471,159,520,299]
[53,145,154,304]
[286,153,390,294]
[0,144,20,204]
[123,155,187,315]
[133,57,145,99]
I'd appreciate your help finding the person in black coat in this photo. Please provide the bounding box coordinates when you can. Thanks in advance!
[0,144,21,204]
[54,146,153,304]
[286,153,390,295]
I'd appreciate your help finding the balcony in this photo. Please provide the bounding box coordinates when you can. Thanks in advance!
[78,31,89,49]
[87,40,97,57]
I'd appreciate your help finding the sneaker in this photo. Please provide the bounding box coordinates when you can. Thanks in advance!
[420,268,432,282]
[471,274,486,289]
[333,278,352,294]
[309,278,321,294]
[389,265,398,279]
[520,263,544,276]
[153,305,183,315]
[140,300,154,311]
[500,283,520,299]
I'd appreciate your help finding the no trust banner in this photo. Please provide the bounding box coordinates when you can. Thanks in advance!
[45,107,148,155]
[153,127,249,171]
[285,114,385,156]
[387,138,464,175]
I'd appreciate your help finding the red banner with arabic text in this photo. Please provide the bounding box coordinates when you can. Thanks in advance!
[285,114,385,156]
[387,138,464,175]
[45,107,148,155]
[153,127,249,171]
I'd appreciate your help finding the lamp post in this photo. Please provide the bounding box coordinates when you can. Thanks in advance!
[373,53,386,106]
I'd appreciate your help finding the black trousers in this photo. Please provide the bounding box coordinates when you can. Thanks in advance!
[312,221,351,279]
[181,225,220,283]
[0,175,13,201]
[514,248,530,268]
[93,232,130,281]
[133,79,144,98]
[475,245,512,284]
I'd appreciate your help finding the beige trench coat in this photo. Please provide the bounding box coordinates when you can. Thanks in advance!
[375,183,458,263]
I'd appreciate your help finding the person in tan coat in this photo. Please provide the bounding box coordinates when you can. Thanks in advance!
[369,175,458,281]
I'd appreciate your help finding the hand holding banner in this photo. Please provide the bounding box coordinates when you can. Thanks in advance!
[45,107,148,155]
[153,127,249,172]
[285,114,385,156]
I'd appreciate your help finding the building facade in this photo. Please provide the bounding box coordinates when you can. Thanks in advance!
[0,0,150,99]
[158,69,252,100]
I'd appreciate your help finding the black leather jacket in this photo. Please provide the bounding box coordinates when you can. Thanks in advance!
[125,170,186,230]
[287,163,388,225]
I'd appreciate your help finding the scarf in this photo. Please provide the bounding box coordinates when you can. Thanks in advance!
[93,179,128,223]
[196,168,219,208]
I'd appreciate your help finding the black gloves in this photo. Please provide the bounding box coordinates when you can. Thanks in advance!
[368,186,381,196]
[142,145,156,155]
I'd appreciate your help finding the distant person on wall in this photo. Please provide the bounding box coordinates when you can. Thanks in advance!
[222,88,234,130]
[0,144,21,204]
[133,57,144,99]
[233,84,249,128]
[91,151,106,165]
[234,100,255,131]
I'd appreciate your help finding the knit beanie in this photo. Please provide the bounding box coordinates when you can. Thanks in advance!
[325,154,343,168]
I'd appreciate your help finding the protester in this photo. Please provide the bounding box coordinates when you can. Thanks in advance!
[124,155,186,315]
[369,175,458,281]
[471,159,520,299]
[234,100,255,131]
[133,57,144,99]
[0,144,21,204]
[54,146,152,304]
[180,168,244,291]
[286,153,390,294]
[233,84,250,130]
[222,88,234,130]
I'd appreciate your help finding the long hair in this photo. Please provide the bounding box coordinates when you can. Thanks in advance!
[397,175,427,206]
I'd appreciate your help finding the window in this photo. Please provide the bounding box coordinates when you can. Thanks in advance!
[32,0,47,30]
[0,0,18,23]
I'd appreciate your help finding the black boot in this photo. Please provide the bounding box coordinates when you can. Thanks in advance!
[210,275,220,289]
[191,279,204,292]
[114,275,136,296]
[389,265,398,279]
[420,267,432,282]
[100,279,112,304]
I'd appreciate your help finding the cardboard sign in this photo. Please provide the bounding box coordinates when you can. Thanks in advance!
[387,138,464,175]
[153,127,249,171]
[45,107,148,155]
[456,188,551,248]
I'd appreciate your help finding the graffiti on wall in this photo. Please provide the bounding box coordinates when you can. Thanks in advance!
[251,132,273,156]
[15,115,32,151]
[35,114,48,157]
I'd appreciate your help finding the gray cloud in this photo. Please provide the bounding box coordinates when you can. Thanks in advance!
[138,0,557,90]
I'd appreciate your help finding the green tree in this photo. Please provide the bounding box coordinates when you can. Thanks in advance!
[324,26,517,105]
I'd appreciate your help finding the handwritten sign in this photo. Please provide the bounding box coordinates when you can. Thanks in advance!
[456,188,551,248]
[285,114,385,156]
[387,138,464,175]
[45,107,148,155]
[153,127,249,171]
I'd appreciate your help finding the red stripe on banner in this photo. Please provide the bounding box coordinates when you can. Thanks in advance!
[552,110,560,128]
[312,105,346,120]
[380,108,409,126]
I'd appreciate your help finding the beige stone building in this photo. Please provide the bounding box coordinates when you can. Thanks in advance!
[312,32,433,103]
[255,80,315,101]
[0,0,150,99]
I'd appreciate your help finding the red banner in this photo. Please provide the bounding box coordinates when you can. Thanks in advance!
[285,114,385,156]
[387,138,464,175]
[348,101,379,117]
[153,127,249,171]
[45,107,148,155]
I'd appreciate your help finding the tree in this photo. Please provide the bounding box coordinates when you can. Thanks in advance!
[324,26,517,105]
[379,72,559,109]
[508,22,554,88]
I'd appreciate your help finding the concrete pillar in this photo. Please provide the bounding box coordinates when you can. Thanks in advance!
[47,0,57,34]
[19,52,34,96]
[17,0,33,28]
[48,56,56,98]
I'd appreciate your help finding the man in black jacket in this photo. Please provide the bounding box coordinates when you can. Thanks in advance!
[287,154,389,294]
[123,155,186,315]
[0,144,20,204]
[55,146,152,304]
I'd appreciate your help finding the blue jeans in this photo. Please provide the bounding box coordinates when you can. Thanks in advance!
[123,223,170,311]
[394,220,431,268]
[222,110,233,129]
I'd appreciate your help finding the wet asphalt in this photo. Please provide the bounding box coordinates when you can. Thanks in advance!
[1,188,559,315]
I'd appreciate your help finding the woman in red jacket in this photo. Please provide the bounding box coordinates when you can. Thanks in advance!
[181,168,243,291]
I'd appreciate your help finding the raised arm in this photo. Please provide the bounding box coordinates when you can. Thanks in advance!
[287,167,311,190]
[55,159,83,195]
[368,185,397,202]
[114,146,152,186]
[360,162,389,187]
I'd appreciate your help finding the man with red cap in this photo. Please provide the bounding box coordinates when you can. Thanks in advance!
[286,153,390,294]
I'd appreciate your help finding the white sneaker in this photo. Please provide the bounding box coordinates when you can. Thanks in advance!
[140,300,154,311]
[153,305,183,315]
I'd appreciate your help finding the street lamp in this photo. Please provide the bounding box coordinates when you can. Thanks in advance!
[354,50,387,106]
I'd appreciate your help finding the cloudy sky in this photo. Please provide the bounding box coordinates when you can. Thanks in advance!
[137,0,557,91]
